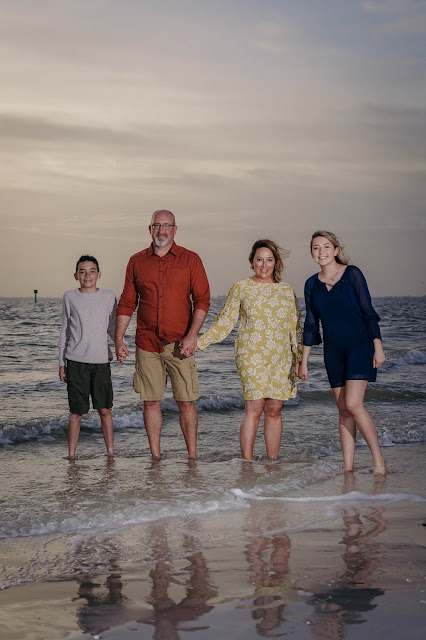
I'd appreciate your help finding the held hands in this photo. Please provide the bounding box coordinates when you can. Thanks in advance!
[298,362,309,382]
[115,339,130,363]
[179,334,198,357]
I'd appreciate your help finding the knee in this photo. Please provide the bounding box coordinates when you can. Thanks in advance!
[345,399,363,416]
[264,405,282,419]
[69,413,82,422]
[98,408,112,417]
[176,401,195,414]
[144,400,161,412]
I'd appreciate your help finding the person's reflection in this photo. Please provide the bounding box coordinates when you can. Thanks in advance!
[245,531,291,637]
[141,527,217,640]
[308,476,387,639]
[241,499,292,638]
[73,539,127,636]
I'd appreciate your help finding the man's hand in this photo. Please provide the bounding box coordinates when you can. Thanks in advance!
[115,339,130,363]
[179,334,198,357]
[59,365,66,382]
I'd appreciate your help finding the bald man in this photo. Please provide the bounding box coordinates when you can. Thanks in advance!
[115,210,210,459]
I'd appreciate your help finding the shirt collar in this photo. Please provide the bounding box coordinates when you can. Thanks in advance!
[149,241,178,257]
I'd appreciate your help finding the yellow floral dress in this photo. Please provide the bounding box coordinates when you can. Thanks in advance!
[197,278,302,401]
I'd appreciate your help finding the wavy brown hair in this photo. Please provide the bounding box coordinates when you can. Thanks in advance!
[310,230,349,265]
[249,239,288,283]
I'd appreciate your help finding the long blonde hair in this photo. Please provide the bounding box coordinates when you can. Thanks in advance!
[310,230,349,265]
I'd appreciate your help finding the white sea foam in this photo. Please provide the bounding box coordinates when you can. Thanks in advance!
[231,488,426,505]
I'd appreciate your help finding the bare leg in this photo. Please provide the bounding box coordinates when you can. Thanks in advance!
[263,399,284,460]
[332,387,356,472]
[143,400,163,459]
[344,380,386,475]
[240,399,265,460]
[176,401,198,460]
[98,408,114,456]
[68,413,82,459]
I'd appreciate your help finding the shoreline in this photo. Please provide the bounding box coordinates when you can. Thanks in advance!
[1,443,425,639]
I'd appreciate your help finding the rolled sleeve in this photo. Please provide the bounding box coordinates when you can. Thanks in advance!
[117,256,139,317]
[191,255,210,314]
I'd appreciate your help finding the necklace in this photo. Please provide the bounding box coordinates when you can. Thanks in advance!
[319,265,343,286]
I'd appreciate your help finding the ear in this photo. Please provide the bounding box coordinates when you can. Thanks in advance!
[74,273,78,281]
[97,271,101,280]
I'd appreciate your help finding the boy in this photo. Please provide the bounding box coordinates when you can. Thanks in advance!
[59,255,117,459]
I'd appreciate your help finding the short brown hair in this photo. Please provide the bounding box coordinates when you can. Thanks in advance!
[248,239,288,283]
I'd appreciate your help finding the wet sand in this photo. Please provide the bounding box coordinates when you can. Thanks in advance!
[1,444,425,640]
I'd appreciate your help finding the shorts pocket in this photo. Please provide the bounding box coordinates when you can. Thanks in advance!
[190,361,199,394]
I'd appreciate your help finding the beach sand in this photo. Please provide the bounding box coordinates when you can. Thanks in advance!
[1,444,425,640]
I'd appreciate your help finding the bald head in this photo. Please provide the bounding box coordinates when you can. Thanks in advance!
[151,210,176,225]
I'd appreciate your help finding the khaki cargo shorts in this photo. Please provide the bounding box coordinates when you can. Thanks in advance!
[133,343,199,402]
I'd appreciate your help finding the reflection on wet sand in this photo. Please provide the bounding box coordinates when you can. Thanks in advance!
[73,538,130,637]
[239,482,294,639]
[140,526,217,640]
[308,474,387,639]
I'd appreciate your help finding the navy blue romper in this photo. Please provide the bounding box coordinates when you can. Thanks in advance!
[303,265,381,388]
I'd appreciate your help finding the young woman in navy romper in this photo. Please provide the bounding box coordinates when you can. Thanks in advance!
[298,231,386,475]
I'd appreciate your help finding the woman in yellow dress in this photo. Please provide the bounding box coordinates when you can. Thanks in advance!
[197,239,302,460]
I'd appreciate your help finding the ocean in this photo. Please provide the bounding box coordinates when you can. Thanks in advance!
[0,295,425,639]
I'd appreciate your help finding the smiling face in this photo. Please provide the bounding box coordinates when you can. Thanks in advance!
[74,261,101,292]
[149,210,177,251]
[252,247,276,283]
[310,235,339,269]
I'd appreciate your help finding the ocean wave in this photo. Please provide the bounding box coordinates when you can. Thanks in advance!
[381,348,426,371]
[0,490,249,540]
[231,488,426,505]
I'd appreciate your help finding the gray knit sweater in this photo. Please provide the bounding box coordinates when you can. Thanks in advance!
[59,288,117,366]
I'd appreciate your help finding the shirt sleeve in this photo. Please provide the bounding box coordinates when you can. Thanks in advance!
[290,290,303,361]
[116,256,139,317]
[190,254,210,314]
[197,283,241,350]
[58,294,70,366]
[303,278,322,346]
[107,295,118,342]
[348,266,381,340]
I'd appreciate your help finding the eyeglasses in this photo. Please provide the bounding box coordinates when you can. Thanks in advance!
[151,223,175,230]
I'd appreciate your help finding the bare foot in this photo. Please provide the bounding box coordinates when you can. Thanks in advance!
[373,458,387,476]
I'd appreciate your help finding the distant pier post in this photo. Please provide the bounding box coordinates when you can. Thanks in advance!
[34,289,38,303]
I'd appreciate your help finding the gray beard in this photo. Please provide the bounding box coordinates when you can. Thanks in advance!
[154,236,168,247]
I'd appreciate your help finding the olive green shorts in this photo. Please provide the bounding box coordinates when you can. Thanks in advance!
[66,360,113,415]
[133,343,199,402]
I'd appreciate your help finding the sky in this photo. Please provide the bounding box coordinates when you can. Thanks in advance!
[0,0,425,298]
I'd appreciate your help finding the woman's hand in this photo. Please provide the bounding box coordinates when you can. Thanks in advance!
[298,362,309,382]
[373,339,386,368]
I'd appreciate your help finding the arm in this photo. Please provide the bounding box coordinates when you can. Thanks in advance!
[298,279,320,382]
[58,294,69,380]
[107,297,118,343]
[180,253,211,355]
[350,266,381,340]
[298,345,312,382]
[179,308,208,356]
[373,337,386,368]
[289,291,303,374]
[197,283,241,350]
[349,266,384,368]
[302,278,322,347]
[115,314,131,363]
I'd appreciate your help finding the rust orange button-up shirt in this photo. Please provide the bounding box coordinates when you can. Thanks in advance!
[117,243,210,352]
